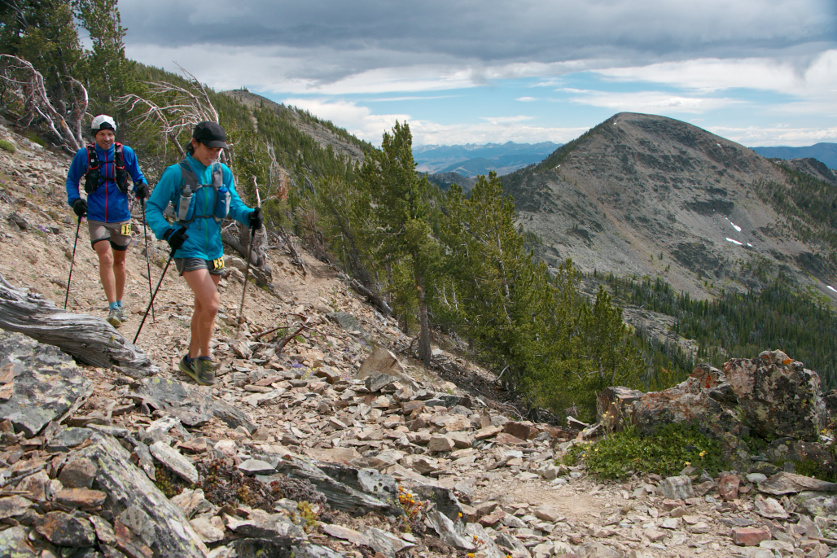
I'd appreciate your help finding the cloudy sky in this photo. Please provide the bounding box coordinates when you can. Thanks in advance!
[117,0,837,148]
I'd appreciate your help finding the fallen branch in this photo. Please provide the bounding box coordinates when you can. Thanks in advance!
[275,315,313,353]
[348,277,392,316]
[277,226,307,276]
[0,274,157,379]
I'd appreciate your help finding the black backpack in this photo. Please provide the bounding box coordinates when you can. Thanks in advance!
[84,142,128,194]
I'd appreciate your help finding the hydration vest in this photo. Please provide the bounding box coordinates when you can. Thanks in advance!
[84,143,128,195]
[175,160,229,224]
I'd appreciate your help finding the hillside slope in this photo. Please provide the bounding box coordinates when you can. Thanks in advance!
[221,89,370,165]
[503,112,837,302]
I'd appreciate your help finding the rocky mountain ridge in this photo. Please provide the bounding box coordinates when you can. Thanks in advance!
[1,118,836,558]
[502,112,837,303]
[220,89,370,165]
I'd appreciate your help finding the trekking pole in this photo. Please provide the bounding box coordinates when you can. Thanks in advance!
[64,215,82,309]
[236,224,257,333]
[133,251,174,344]
[140,199,155,322]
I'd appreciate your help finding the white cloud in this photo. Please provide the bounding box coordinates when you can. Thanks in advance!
[566,90,737,113]
[596,51,837,100]
[282,99,585,145]
[283,98,409,144]
[709,125,837,146]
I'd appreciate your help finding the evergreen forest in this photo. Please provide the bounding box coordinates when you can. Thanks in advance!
[2,0,836,423]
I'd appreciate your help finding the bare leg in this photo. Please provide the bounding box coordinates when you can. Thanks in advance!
[182,269,221,359]
[113,248,127,302]
[93,240,116,304]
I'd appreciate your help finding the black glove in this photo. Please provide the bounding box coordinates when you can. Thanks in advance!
[72,198,87,218]
[249,208,263,231]
[163,227,188,251]
[135,182,149,200]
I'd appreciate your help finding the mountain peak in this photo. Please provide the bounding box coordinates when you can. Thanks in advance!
[503,113,837,302]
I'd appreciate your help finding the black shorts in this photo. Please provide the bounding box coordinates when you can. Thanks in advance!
[174,257,226,276]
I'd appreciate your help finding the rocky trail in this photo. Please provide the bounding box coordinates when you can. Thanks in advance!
[0,120,835,558]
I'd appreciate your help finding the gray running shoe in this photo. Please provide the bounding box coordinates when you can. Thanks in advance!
[107,307,122,328]
[116,306,126,323]
[181,356,216,385]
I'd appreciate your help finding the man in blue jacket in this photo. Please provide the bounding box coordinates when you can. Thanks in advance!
[66,115,148,328]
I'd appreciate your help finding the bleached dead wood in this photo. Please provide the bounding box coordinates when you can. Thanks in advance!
[117,64,221,160]
[0,274,157,378]
[0,54,86,152]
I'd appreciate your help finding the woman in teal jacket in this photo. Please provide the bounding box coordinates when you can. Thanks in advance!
[145,121,262,385]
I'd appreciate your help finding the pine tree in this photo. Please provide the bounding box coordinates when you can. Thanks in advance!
[73,0,130,108]
[361,122,436,365]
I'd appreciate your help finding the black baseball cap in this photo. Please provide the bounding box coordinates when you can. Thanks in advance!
[192,121,227,148]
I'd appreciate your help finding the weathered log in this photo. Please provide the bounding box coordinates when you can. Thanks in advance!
[0,274,157,378]
[348,277,392,316]
[277,226,307,276]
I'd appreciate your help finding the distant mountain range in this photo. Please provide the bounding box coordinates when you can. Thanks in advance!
[413,141,562,177]
[750,143,837,169]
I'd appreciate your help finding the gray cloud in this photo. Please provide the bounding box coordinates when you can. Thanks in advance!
[120,0,837,84]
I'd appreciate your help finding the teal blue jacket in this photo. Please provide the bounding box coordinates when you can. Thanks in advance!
[145,154,256,260]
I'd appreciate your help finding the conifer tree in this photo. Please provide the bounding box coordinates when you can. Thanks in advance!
[73,0,130,105]
[361,122,436,365]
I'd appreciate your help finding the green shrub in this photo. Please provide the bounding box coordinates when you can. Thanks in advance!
[562,423,727,479]
[25,133,45,147]
[0,139,14,153]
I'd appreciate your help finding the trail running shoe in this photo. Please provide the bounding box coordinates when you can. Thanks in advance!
[180,355,215,385]
[116,306,126,323]
[178,354,196,379]
[193,357,216,385]
[107,307,122,328]
[179,354,214,385]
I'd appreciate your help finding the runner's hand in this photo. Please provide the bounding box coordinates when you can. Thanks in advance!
[72,198,87,218]
[163,227,188,251]
[249,208,263,231]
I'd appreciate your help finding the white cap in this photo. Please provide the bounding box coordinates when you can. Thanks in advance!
[91,114,116,133]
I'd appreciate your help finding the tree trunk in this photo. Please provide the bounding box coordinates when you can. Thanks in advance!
[416,269,431,367]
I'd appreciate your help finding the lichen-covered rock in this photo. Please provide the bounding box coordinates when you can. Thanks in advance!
[72,432,209,557]
[723,350,826,441]
[0,331,92,437]
[621,351,826,445]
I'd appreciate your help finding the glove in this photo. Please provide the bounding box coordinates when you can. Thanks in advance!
[135,182,149,200]
[249,208,263,231]
[163,227,188,251]
[72,198,87,218]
